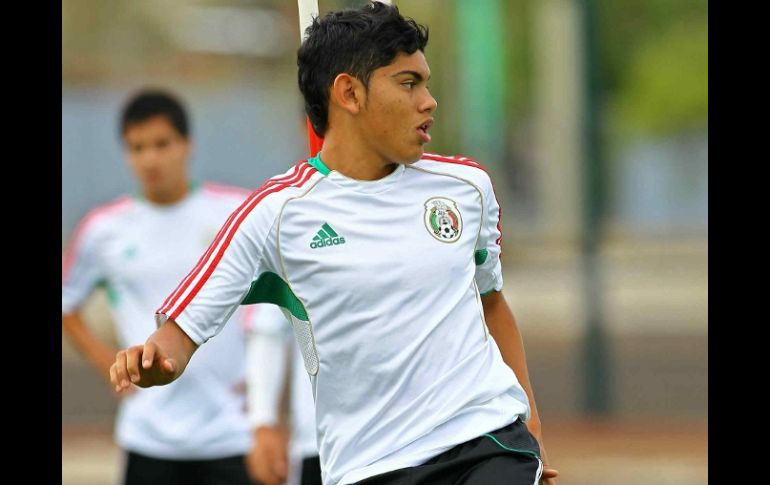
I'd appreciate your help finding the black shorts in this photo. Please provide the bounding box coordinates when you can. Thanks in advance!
[300,455,323,485]
[354,419,543,485]
[123,451,252,485]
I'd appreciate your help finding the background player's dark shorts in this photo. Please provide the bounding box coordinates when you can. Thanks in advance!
[123,451,252,485]
[301,455,323,485]
[355,418,542,485]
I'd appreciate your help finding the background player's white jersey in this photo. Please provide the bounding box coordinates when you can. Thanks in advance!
[62,183,253,459]
[156,155,531,484]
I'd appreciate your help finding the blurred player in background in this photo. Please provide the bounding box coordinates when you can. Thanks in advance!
[110,3,559,484]
[62,89,259,485]
[244,304,320,485]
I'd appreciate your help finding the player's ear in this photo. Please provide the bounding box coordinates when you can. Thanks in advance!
[330,73,364,115]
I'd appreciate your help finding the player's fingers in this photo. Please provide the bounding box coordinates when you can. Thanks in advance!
[274,448,288,479]
[122,384,138,397]
[142,342,157,369]
[542,467,559,478]
[258,445,283,484]
[109,363,119,390]
[245,449,263,482]
[126,347,141,383]
[114,350,129,389]
[161,358,177,375]
[267,472,283,485]
[272,461,288,481]
[255,456,279,485]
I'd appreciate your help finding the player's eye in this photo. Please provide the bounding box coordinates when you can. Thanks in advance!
[402,80,416,89]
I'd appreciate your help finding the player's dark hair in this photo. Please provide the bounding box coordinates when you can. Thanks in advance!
[297,1,429,136]
[120,89,190,138]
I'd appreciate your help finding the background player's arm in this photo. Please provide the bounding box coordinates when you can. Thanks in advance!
[244,308,292,485]
[62,213,127,391]
[482,290,558,483]
[62,311,120,386]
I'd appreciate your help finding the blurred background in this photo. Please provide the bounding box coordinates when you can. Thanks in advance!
[62,0,707,484]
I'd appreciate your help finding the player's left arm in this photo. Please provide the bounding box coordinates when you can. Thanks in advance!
[482,293,558,483]
[475,165,558,483]
[482,293,544,449]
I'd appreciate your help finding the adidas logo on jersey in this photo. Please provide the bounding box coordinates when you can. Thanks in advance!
[310,223,346,249]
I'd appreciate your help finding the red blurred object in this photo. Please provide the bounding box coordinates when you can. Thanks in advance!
[306,116,324,157]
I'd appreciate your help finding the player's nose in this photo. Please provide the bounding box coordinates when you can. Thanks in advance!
[420,92,437,114]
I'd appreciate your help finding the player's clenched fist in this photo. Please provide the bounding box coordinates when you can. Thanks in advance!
[110,342,180,391]
[110,319,199,393]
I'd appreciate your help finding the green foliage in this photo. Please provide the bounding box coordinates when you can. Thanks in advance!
[614,20,708,135]
[596,0,708,135]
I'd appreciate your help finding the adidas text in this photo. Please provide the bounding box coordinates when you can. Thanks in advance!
[310,236,346,249]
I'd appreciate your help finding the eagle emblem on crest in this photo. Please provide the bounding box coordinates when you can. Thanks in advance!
[424,197,462,243]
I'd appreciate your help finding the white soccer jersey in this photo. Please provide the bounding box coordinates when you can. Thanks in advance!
[156,154,531,484]
[62,183,254,460]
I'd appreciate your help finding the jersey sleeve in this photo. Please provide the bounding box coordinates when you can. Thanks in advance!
[155,199,278,346]
[474,174,504,295]
[61,216,105,314]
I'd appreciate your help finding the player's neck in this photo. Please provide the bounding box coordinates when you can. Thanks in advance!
[143,180,190,206]
[319,133,397,181]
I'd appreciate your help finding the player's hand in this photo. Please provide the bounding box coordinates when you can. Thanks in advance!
[110,342,179,392]
[540,465,559,484]
[246,425,289,485]
[525,420,558,484]
[109,382,138,399]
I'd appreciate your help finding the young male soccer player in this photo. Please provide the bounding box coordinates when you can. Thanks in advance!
[62,89,258,484]
[110,4,559,484]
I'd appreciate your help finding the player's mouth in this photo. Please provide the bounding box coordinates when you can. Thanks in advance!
[417,119,433,144]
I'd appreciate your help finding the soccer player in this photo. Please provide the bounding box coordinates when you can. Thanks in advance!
[62,89,257,485]
[110,3,559,484]
[244,304,320,485]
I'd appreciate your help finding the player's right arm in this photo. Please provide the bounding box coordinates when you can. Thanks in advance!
[111,167,302,392]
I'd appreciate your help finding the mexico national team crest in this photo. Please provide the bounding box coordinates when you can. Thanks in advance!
[424,197,462,243]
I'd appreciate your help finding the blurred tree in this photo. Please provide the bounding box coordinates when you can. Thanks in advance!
[597,0,708,135]
[614,20,708,135]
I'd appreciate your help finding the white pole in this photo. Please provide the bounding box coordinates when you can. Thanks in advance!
[296,0,320,42]
[298,0,393,42]
[296,0,323,155]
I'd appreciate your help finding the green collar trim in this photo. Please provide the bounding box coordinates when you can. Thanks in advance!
[308,153,331,176]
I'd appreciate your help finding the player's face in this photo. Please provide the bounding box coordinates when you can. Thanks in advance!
[359,50,437,164]
[123,115,190,203]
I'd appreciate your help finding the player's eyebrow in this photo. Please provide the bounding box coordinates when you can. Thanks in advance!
[392,70,431,82]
